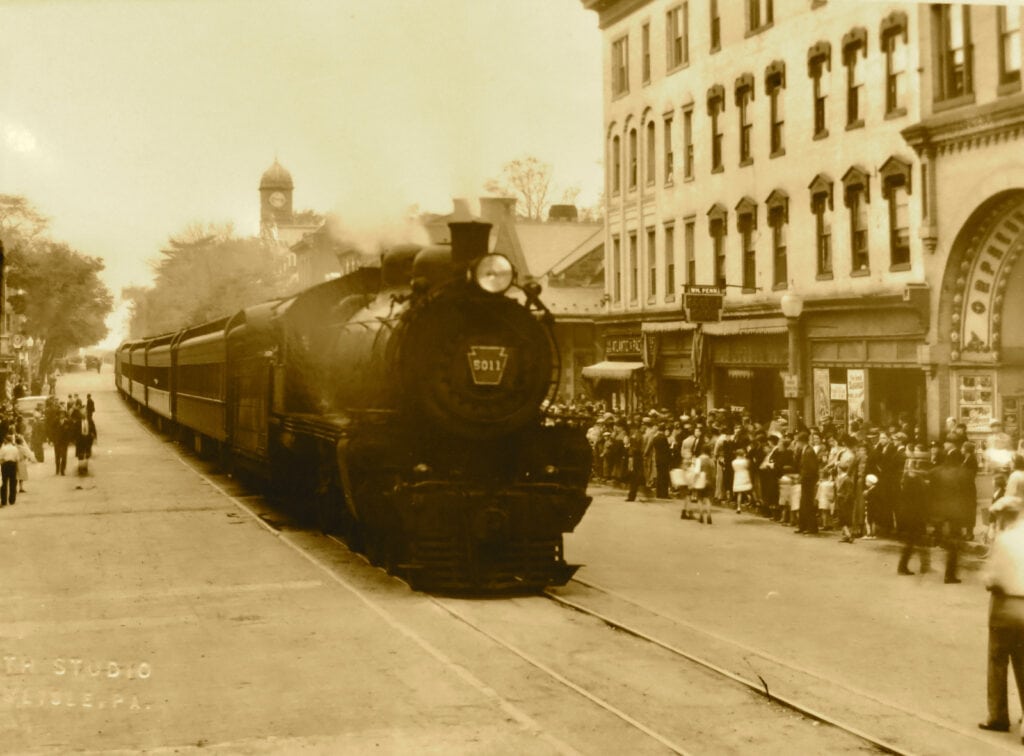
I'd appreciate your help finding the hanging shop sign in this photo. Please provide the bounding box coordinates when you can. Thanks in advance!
[783,373,800,399]
[683,285,724,323]
[605,333,642,356]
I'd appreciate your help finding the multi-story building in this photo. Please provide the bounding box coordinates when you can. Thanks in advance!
[582,0,1024,440]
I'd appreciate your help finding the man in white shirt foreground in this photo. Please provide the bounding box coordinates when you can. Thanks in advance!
[982,508,1024,739]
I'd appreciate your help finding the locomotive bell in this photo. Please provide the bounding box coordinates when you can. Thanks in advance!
[449,221,492,269]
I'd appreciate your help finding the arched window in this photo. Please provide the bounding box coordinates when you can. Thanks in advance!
[736,197,757,291]
[808,41,832,139]
[646,119,656,185]
[842,166,871,272]
[766,189,789,288]
[809,174,834,277]
[880,156,913,268]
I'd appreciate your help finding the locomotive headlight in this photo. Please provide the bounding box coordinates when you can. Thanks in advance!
[472,254,514,294]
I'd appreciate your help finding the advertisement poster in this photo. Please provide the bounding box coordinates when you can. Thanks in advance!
[813,368,831,426]
[847,369,866,427]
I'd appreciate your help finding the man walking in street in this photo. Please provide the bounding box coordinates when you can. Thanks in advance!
[0,435,20,506]
[980,507,1024,739]
[929,447,971,584]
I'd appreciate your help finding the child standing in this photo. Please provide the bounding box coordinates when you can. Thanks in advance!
[732,447,753,514]
[863,474,881,539]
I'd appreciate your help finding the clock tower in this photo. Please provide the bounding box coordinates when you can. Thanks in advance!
[259,158,294,230]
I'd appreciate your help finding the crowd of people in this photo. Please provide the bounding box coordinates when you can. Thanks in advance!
[0,388,98,506]
[562,402,1018,584]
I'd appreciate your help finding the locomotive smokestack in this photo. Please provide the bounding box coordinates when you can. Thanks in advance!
[449,221,492,268]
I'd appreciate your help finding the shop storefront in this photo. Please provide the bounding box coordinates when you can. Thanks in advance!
[806,304,927,434]
[581,330,644,412]
[639,321,699,414]
[702,318,788,422]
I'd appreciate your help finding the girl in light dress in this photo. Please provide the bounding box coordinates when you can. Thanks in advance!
[731,447,753,514]
[15,434,32,493]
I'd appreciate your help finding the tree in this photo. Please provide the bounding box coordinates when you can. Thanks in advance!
[0,195,114,379]
[124,224,294,338]
[6,239,113,378]
[0,194,49,243]
[485,156,553,220]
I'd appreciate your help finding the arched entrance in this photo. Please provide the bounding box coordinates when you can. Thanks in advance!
[939,189,1024,440]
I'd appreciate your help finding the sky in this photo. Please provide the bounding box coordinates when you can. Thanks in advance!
[0,0,604,347]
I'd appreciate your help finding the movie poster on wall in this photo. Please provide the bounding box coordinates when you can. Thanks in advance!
[813,368,831,426]
[847,369,866,426]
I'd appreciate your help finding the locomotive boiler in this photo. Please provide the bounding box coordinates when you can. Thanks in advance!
[116,219,593,593]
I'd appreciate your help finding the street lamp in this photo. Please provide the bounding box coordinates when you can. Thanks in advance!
[780,293,804,430]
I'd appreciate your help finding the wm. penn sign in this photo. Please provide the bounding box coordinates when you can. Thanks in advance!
[467,346,509,386]
[683,285,724,322]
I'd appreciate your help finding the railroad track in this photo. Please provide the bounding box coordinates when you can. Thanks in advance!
[163,439,1010,755]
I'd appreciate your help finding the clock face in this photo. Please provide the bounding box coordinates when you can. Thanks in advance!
[269,191,287,209]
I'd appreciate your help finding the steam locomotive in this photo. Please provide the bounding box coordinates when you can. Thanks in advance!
[115,220,593,592]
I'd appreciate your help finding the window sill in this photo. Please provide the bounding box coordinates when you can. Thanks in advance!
[684,174,695,183]
[741,287,756,295]
[667,61,689,77]
[665,295,676,303]
[642,78,651,88]
[813,129,830,141]
[744,21,774,39]
[850,268,870,277]
[998,78,1022,97]
[770,148,786,159]
[889,262,911,272]
[811,0,827,7]
[710,43,721,55]
[772,282,788,291]
[884,107,907,121]
[932,93,976,113]
[664,178,675,188]
[739,157,754,168]
[711,165,724,174]
[647,297,657,306]
[612,90,631,102]
[816,272,834,281]
[845,118,865,131]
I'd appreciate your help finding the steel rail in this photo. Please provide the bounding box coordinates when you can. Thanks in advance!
[545,579,916,756]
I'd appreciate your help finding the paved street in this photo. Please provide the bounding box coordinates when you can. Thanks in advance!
[566,484,1003,752]
[0,367,1014,754]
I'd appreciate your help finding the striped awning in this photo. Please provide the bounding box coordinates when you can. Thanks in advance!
[641,321,697,333]
[581,361,645,381]
[701,317,789,336]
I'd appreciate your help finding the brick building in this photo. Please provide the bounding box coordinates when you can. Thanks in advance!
[582,1,1024,440]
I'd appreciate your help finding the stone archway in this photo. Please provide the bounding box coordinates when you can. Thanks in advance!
[939,189,1024,437]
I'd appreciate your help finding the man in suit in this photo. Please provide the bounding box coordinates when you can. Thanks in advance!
[795,431,820,534]
[928,448,971,584]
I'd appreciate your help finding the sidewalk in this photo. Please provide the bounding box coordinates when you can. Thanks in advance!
[0,371,551,753]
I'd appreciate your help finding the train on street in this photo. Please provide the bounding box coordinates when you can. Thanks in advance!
[115,219,593,593]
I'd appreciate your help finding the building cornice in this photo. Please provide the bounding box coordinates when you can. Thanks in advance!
[902,94,1024,157]
[581,0,653,30]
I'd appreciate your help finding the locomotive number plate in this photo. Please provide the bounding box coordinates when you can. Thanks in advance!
[467,346,509,386]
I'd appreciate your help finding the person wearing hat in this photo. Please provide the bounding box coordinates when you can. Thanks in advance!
[897,447,932,574]
[863,474,881,539]
[625,421,647,503]
[794,431,820,535]
[928,445,973,584]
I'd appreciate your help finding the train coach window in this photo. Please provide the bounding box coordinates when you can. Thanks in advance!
[178,363,224,398]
